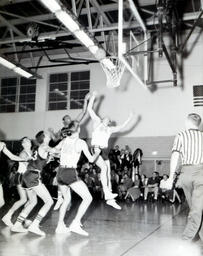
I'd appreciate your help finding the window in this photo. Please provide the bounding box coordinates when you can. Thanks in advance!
[0,77,36,113]
[19,77,36,112]
[0,77,17,113]
[48,71,90,111]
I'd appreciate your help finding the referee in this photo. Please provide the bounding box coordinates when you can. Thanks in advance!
[169,113,203,241]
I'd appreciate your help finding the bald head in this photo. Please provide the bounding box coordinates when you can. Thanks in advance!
[187,113,201,128]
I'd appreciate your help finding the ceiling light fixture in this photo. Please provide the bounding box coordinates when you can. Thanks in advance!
[40,0,61,13]
[0,56,39,79]
[38,0,109,63]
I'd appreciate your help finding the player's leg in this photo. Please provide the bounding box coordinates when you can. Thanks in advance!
[105,159,121,210]
[2,185,27,227]
[68,180,92,236]
[53,168,64,210]
[95,156,117,200]
[28,183,54,236]
[55,185,71,233]
[11,189,38,232]
[54,188,64,210]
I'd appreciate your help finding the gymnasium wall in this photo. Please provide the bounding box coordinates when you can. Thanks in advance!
[0,32,202,158]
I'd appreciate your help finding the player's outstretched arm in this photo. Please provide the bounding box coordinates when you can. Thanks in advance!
[1,143,23,161]
[87,92,101,123]
[110,111,134,134]
[75,92,91,124]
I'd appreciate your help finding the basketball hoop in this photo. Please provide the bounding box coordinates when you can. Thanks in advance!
[100,56,125,88]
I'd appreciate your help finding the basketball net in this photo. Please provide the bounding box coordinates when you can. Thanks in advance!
[100,56,125,88]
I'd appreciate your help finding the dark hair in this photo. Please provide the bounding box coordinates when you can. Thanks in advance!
[35,131,45,144]
[62,115,71,121]
[61,121,79,138]
[20,136,29,145]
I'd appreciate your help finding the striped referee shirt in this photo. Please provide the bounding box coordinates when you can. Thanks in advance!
[172,129,203,165]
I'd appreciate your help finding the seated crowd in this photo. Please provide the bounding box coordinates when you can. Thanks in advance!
[75,145,183,203]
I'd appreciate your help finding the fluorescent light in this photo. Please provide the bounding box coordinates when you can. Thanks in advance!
[74,30,94,48]
[0,57,16,69]
[39,0,61,13]
[55,10,79,32]
[0,56,37,78]
[13,67,33,78]
[88,45,99,54]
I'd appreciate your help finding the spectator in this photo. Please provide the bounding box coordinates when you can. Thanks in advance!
[140,174,148,198]
[93,172,103,199]
[160,174,173,200]
[125,174,141,202]
[110,167,119,193]
[132,148,143,174]
[118,173,133,200]
[122,149,132,170]
[144,172,160,201]
[111,145,121,168]
[84,173,94,195]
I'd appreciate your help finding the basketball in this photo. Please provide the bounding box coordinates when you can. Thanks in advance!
[95,48,106,61]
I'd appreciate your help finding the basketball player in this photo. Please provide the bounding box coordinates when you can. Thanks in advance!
[50,92,91,210]
[2,137,37,228]
[54,121,100,236]
[11,131,59,236]
[87,92,134,209]
[49,92,91,142]
[0,141,24,209]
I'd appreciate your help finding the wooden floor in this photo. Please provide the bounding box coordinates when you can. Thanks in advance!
[0,199,202,256]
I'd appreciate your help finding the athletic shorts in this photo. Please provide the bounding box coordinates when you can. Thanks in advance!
[57,167,79,186]
[92,146,109,161]
[21,167,41,189]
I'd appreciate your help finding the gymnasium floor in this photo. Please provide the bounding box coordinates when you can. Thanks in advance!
[0,200,202,256]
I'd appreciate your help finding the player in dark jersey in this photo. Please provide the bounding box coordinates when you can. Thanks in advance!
[0,141,24,209]
[11,131,59,236]
[2,137,37,228]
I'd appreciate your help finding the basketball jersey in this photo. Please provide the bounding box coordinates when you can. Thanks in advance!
[60,137,81,168]
[18,150,32,174]
[28,147,47,171]
[91,123,111,148]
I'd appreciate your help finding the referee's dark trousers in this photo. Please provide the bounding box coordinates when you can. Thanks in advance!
[179,164,203,240]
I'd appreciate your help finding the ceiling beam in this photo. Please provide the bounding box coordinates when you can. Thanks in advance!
[0,14,25,36]
[0,3,119,28]
[0,10,201,45]
[0,0,32,7]
[89,0,111,26]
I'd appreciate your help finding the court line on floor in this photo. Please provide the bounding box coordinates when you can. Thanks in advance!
[119,204,188,256]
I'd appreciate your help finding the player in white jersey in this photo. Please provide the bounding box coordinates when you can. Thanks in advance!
[0,141,24,209]
[54,121,100,236]
[49,93,91,211]
[2,137,37,228]
[87,92,134,210]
